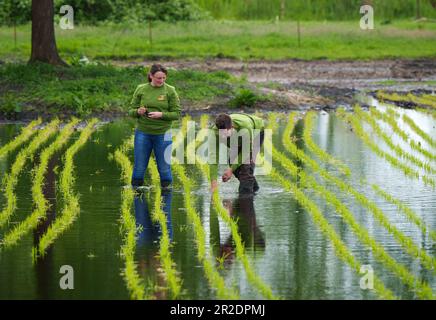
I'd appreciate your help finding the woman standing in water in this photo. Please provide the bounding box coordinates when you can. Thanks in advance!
[128,64,181,189]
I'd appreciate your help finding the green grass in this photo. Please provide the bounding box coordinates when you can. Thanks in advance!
[0,62,240,117]
[1,20,436,62]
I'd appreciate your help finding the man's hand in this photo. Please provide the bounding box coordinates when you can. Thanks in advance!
[148,112,163,119]
[137,107,147,116]
[222,168,233,182]
[210,180,218,193]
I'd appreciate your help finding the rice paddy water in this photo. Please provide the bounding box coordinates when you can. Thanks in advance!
[0,95,435,299]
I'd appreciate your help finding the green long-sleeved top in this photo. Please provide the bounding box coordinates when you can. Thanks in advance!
[208,113,265,181]
[128,82,181,134]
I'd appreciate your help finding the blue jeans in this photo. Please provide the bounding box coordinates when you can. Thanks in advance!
[131,129,173,187]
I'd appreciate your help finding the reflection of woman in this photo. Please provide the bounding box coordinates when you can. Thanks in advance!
[128,64,181,189]
[134,191,173,300]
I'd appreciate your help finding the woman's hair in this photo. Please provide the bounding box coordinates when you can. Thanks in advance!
[215,114,232,130]
[148,64,168,83]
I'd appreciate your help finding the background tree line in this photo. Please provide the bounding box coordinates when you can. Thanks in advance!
[1,0,435,26]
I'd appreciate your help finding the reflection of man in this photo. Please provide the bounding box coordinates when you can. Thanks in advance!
[224,195,265,249]
[210,194,265,267]
[209,113,265,194]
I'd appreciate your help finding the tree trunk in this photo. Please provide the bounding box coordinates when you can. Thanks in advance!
[280,0,285,20]
[29,0,67,66]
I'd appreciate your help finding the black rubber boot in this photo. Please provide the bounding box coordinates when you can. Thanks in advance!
[131,178,144,188]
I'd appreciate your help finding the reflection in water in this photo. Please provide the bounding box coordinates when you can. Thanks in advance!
[210,194,265,268]
[33,153,58,300]
[134,189,173,299]
[1,111,436,299]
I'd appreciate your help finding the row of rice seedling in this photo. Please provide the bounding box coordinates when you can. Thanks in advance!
[0,119,60,228]
[416,108,436,121]
[336,108,435,188]
[0,118,42,159]
[148,157,182,299]
[193,117,277,300]
[295,111,436,255]
[34,119,99,257]
[267,116,433,299]
[1,119,80,248]
[173,116,239,299]
[114,135,152,300]
[269,168,396,299]
[372,184,436,243]
[264,133,396,301]
[283,112,436,274]
[370,108,436,163]
[303,111,351,176]
[402,114,436,150]
[376,92,436,109]
[353,106,436,175]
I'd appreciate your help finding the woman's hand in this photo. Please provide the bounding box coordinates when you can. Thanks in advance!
[148,112,163,119]
[137,107,147,116]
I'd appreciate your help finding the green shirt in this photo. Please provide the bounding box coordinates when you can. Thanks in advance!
[209,113,265,181]
[128,82,181,134]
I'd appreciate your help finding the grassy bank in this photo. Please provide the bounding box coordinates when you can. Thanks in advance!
[0,62,257,118]
[1,20,435,62]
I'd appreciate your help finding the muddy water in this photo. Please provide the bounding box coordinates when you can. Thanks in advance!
[0,103,435,299]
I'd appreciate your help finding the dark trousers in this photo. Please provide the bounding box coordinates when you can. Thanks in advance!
[232,130,264,194]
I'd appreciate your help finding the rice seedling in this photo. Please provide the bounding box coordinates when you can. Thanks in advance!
[336,108,435,188]
[370,107,436,163]
[148,157,182,299]
[416,108,436,121]
[293,111,436,250]
[376,92,436,110]
[283,112,436,274]
[211,190,277,299]
[402,114,436,150]
[0,118,42,159]
[267,117,433,299]
[192,117,277,300]
[35,118,99,257]
[1,118,80,248]
[268,165,396,300]
[372,184,436,243]
[173,164,239,299]
[171,116,239,299]
[0,119,60,228]
[303,111,351,176]
[353,105,436,176]
[114,135,152,300]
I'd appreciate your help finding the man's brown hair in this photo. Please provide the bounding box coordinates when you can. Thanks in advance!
[215,114,232,130]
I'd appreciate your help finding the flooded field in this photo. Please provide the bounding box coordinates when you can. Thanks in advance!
[0,97,435,300]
